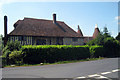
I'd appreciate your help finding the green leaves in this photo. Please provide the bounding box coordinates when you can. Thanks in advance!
[116,32,120,41]
[0,34,3,55]
[103,37,120,57]
[21,45,90,64]
[6,40,21,51]
[89,45,104,58]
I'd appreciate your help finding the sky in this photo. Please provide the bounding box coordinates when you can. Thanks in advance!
[0,0,119,38]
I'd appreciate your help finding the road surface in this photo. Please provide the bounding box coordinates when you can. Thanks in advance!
[2,58,120,80]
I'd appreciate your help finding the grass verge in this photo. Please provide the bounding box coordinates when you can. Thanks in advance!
[4,57,104,68]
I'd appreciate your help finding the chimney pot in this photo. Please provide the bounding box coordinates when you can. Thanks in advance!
[4,15,7,38]
[4,15,8,46]
[53,13,56,23]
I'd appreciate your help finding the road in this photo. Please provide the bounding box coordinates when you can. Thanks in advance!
[2,58,120,80]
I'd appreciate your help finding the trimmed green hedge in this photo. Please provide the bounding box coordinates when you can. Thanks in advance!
[103,38,120,57]
[21,45,90,64]
[3,44,120,65]
[89,45,105,58]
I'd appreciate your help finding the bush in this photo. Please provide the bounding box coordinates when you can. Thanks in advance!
[6,40,21,51]
[3,44,119,66]
[0,55,8,67]
[8,51,23,65]
[103,37,120,57]
[87,33,105,46]
[89,45,105,58]
[0,35,3,55]
[21,45,90,64]
[2,49,11,58]
[2,40,21,57]
[1,40,22,65]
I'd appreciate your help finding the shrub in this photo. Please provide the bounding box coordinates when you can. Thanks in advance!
[6,40,21,51]
[2,40,21,65]
[0,35,3,55]
[2,49,11,58]
[89,45,105,58]
[0,56,7,67]
[9,50,23,65]
[103,37,120,57]
[87,33,104,46]
[3,44,119,66]
[21,45,90,64]
[2,40,21,57]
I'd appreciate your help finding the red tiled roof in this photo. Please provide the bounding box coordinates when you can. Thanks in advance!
[9,18,81,37]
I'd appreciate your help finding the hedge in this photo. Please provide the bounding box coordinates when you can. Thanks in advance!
[3,45,120,65]
[89,45,105,58]
[21,45,90,64]
[103,39,120,57]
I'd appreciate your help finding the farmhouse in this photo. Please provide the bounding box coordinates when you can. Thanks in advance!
[3,14,100,46]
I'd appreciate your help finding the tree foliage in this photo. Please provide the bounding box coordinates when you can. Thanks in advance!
[87,32,105,46]
[87,27,116,46]
[87,27,120,57]
[103,27,111,38]
[0,34,3,55]
[2,40,21,58]
[116,32,120,42]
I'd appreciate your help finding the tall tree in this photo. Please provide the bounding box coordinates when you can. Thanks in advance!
[103,27,111,38]
[103,27,108,34]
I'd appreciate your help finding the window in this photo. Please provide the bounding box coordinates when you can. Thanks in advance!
[56,38,63,45]
[72,38,78,42]
[56,38,59,45]
[18,36,21,41]
[50,38,51,45]
[21,36,24,40]
[36,39,46,45]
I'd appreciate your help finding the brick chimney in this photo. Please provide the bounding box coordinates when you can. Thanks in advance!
[93,24,100,39]
[4,15,8,46]
[77,25,83,37]
[4,16,7,38]
[53,13,56,23]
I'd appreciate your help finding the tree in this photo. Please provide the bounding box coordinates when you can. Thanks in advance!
[95,32,104,45]
[103,27,111,38]
[116,32,120,42]
[87,32,104,46]
[87,27,111,46]
[87,26,120,57]
[2,40,21,58]
[103,37,120,57]
[3,40,21,52]
[103,27,108,34]
[0,34,3,55]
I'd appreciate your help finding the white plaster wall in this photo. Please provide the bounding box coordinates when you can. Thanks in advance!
[63,38,84,45]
